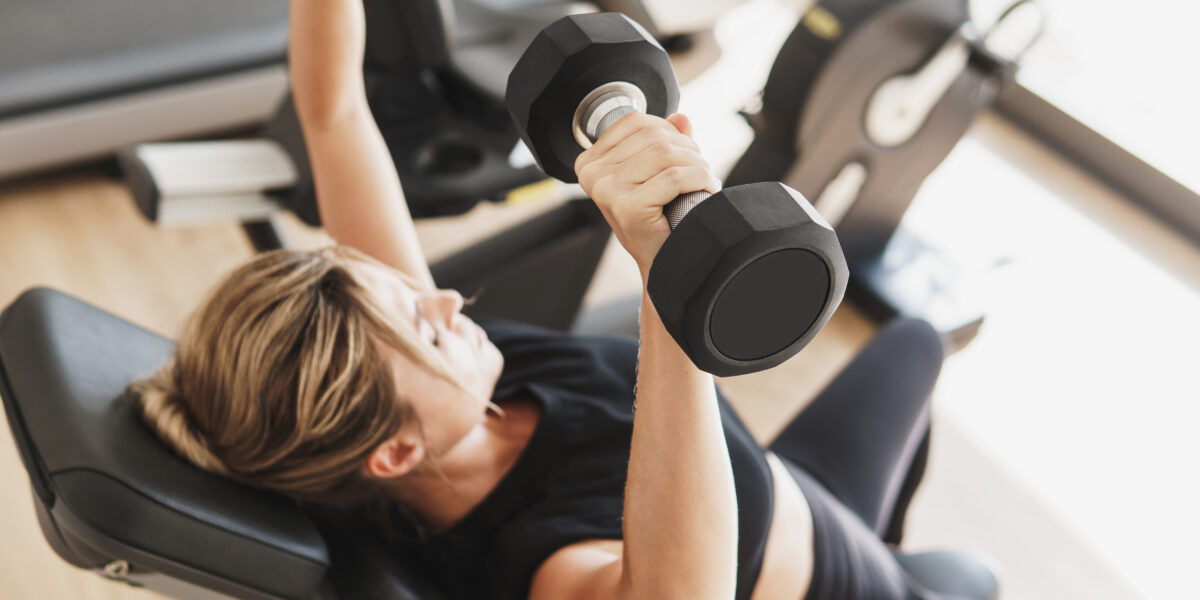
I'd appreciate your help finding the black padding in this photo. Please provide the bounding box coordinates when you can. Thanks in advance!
[363,0,454,74]
[0,0,287,119]
[0,289,329,599]
[315,513,449,600]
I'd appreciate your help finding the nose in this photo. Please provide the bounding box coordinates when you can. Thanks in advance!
[432,289,465,326]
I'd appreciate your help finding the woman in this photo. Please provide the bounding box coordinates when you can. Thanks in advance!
[132,1,980,599]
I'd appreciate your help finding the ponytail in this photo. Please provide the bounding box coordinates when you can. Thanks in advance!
[130,365,231,476]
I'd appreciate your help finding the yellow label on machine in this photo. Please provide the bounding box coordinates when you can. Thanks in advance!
[804,6,843,41]
[505,178,563,206]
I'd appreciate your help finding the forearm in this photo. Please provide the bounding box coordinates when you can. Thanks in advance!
[620,291,738,599]
[289,0,367,125]
[287,0,434,288]
[307,119,433,289]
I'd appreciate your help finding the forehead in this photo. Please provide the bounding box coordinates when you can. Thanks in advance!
[348,260,418,312]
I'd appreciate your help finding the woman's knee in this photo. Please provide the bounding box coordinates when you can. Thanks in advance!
[868,317,945,394]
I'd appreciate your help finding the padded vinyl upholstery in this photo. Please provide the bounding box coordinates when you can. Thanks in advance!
[0,288,328,599]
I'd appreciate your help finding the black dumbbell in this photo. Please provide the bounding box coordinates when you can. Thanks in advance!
[506,12,848,376]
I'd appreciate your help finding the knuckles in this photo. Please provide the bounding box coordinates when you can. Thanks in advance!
[576,156,600,189]
[649,141,677,162]
[660,166,688,187]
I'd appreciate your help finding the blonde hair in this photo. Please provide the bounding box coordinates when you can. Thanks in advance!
[130,246,468,507]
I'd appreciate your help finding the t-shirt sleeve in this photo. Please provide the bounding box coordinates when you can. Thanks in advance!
[488,497,625,600]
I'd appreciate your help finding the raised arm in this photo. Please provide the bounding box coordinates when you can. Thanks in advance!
[530,113,737,600]
[289,0,435,289]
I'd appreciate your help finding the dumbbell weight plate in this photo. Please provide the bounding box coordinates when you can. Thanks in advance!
[648,182,845,375]
[506,14,679,182]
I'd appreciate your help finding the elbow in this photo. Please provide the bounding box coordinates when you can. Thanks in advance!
[295,95,358,133]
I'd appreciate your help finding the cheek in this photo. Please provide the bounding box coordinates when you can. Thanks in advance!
[483,342,504,384]
[421,383,483,455]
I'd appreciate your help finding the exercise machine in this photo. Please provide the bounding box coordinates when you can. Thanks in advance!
[118,0,746,236]
[727,0,1043,348]
[0,0,290,180]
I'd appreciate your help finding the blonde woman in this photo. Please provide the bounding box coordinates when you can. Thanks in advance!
[132,1,987,599]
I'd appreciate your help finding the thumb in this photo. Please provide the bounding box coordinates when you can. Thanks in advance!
[667,113,693,138]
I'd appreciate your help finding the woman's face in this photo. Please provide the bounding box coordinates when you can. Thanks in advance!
[351,261,504,458]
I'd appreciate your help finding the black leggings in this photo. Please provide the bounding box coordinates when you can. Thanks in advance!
[769,318,944,600]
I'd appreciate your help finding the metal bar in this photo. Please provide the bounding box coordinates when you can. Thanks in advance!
[994,83,1200,248]
[241,215,289,252]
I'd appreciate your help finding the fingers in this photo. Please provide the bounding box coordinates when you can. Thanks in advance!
[574,110,717,239]
[667,113,692,138]
[579,140,719,204]
[594,112,694,155]
[638,165,722,206]
[617,142,718,189]
[602,124,700,168]
[569,112,712,272]
[583,159,717,234]
[576,113,699,180]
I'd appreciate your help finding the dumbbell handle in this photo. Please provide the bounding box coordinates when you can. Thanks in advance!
[593,104,711,229]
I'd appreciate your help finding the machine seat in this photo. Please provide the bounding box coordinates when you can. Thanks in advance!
[0,288,328,599]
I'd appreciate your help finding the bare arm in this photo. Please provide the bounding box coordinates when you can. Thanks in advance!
[531,113,737,600]
[623,287,738,599]
[289,0,435,289]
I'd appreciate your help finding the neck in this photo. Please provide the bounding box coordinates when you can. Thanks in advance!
[385,399,538,533]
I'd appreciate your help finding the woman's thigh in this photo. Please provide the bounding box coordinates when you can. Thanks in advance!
[769,317,944,537]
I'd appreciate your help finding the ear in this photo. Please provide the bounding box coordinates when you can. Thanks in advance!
[365,432,425,479]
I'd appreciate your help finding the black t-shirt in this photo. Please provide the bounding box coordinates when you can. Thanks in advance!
[400,319,775,600]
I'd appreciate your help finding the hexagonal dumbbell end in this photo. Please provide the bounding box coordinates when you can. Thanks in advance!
[647,182,849,376]
[505,12,679,182]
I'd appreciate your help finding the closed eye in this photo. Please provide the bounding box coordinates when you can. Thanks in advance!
[413,297,439,346]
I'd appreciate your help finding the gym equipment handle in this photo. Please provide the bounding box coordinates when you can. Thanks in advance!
[593,104,711,230]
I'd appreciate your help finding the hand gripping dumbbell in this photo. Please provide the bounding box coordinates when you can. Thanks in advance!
[506,13,848,376]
